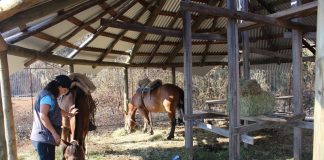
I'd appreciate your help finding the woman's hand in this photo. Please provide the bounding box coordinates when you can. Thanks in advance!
[69,105,79,117]
[53,132,61,146]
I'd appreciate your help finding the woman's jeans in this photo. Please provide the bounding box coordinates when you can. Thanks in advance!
[32,140,55,160]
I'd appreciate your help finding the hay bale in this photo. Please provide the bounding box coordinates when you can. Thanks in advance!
[227,79,276,117]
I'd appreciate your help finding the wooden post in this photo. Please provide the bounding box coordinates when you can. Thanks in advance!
[313,0,324,159]
[123,67,129,114]
[183,0,193,159]
[0,36,18,160]
[172,67,176,85]
[291,0,303,159]
[241,0,250,80]
[227,0,240,159]
[69,64,74,74]
[0,35,8,160]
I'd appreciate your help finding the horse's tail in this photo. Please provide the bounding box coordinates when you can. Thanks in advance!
[177,87,185,125]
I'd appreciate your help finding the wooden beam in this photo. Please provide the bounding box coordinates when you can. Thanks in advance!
[236,1,317,32]
[196,122,254,145]
[4,0,107,43]
[96,0,153,62]
[183,0,194,158]
[313,0,324,159]
[7,44,127,67]
[227,0,240,159]
[0,0,43,22]
[100,19,227,40]
[181,1,316,31]
[146,13,180,63]
[67,0,138,59]
[128,0,167,63]
[0,0,90,32]
[250,48,291,59]
[291,1,303,159]
[166,0,222,64]
[24,1,125,66]
[0,35,8,160]
[0,39,18,160]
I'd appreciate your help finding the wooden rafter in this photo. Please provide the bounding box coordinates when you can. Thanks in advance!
[165,0,220,64]
[100,19,227,40]
[23,0,126,67]
[145,13,180,63]
[201,1,224,63]
[128,0,167,63]
[235,1,317,32]
[0,0,89,32]
[4,0,107,44]
[181,1,316,32]
[67,0,139,59]
[256,0,316,55]
[95,0,155,63]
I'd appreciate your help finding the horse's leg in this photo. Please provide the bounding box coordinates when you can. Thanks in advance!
[167,112,176,140]
[148,112,154,135]
[138,108,151,134]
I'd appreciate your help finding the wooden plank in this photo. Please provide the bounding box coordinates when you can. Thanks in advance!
[196,122,254,145]
[183,0,193,159]
[235,121,274,133]
[183,112,227,121]
[205,99,226,104]
[100,19,227,41]
[180,1,316,31]
[313,0,324,159]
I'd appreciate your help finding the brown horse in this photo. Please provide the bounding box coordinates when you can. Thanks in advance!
[125,83,184,140]
[60,86,96,160]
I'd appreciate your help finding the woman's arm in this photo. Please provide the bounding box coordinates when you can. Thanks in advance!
[39,104,61,145]
[61,104,78,117]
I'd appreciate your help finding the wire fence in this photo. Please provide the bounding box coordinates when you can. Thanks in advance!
[10,66,68,97]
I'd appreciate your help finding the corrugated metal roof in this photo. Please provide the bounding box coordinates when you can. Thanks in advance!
[0,0,318,75]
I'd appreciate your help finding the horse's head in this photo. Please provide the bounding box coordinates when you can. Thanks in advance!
[124,102,137,133]
[61,140,85,160]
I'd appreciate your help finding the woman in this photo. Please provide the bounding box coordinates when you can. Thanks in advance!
[30,75,78,160]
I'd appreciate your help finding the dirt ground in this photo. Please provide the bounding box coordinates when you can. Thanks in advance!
[12,97,313,160]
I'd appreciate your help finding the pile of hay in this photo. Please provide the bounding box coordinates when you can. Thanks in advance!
[228,79,276,117]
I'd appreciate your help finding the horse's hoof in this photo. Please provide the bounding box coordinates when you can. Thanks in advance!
[150,131,154,135]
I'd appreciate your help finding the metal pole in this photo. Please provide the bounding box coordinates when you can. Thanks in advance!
[183,0,193,159]
[227,0,240,159]
[0,35,8,160]
[0,36,18,160]
[313,0,324,159]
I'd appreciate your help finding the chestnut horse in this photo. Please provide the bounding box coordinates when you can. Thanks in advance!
[125,83,184,140]
[60,86,95,160]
